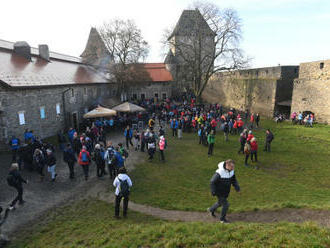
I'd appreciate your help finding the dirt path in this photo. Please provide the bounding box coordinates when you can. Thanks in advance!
[96,187,330,227]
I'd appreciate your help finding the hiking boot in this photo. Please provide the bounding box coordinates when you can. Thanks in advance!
[8,206,15,211]
[220,218,230,224]
[207,208,216,218]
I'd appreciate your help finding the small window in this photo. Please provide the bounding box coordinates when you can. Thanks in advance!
[265,70,269,74]
[18,111,25,125]
[320,62,324,69]
[141,93,145,100]
[162,93,167,100]
[56,103,61,115]
[84,87,87,95]
[71,89,75,97]
[40,107,46,119]
[112,90,116,96]
[294,68,298,73]
[154,93,159,98]
[133,93,137,100]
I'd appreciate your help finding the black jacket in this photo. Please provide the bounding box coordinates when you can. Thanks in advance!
[45,154,56,167]
[63,148,76,163]
[210,162,240,198]
[8,170,27,187]
[266,132,274,143]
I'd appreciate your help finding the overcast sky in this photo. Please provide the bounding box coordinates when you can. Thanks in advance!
[1,0,329,68]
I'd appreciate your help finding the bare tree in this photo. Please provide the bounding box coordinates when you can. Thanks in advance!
[98,19,149,96]
[164,1,249,101]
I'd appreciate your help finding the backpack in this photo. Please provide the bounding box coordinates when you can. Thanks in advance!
[244,143,251,154]
[122,149,129,158]
[81,151,89,162]
[7,174,18,187]
[118,178,130,197]
[106,149,115,165]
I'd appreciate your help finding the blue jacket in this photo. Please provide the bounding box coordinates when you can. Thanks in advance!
[124,129,133,138]
[170,120,178,129]
[115,151,124,167]
[10,138,20,150]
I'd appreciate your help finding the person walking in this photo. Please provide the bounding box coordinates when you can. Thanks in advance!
[7,163,28,210]
[207,159,240,223]
[78,146,91,180]
[264,129,274,152]
[63,143,76,179]
[104,142,116,179]
[255,113,260,128]
[124,126,133,149]
[33,149,45,181]
[244,141,251,166]
[250,137,258,163]
[9,136,20,162]
[45,149,57,182]
[223,121,229,142]
[94,144,105,178]
[113,167,133,218]
[207,130,215,156]
[159,135,166,162]
[238,130,247,154]
[147,135,156,161]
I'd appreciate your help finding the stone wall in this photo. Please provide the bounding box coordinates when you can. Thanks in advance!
[127,82,175,100]
[291,60,330,123]
[0,83,116,149]
[202,66,299,117]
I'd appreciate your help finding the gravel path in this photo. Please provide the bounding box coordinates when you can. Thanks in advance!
[0,131,142,238]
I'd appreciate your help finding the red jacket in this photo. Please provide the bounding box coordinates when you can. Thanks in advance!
[250,141,258,151]
[211,119,217,128]
[78,149,91,165]
[250,115,254,122]
[247,134,254,142]
[237,119,244,127]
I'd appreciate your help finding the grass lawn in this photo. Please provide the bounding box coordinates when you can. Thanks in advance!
[9,199,330,248]
[130,120,330,212]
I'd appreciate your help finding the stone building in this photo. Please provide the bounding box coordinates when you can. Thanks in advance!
[0,39,115,149]
[291,60,330,123]
[164,9,215,90]
[126,63,174,100]
[202,66,299,117]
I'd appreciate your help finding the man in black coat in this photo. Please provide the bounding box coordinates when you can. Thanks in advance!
[63,143,77,179]
[264,129,274,152]
[8,163,28,210]
[207,159,240,223]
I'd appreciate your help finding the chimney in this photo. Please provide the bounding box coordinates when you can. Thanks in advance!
[39,44,50,61]
[13,41,31,61]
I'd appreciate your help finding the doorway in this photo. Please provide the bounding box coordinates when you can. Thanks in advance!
[72,112,79,131]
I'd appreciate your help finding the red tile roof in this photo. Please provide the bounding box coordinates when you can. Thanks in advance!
[130,63,173,82]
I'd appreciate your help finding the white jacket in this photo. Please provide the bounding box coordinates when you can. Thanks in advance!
[113,173,133,196]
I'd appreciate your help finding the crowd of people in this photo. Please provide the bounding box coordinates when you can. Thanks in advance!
[3,93,283,227]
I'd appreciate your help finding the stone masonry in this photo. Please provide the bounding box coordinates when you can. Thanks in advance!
[202,66,299,117]
[291,60,330,123]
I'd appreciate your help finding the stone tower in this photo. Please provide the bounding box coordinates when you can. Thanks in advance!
[164,9,215,90]
[80,27,112,68]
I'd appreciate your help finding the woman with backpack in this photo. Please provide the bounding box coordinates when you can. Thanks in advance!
[78,146,91,181]
[244,141,251,167]
[33,149,45,181]
[113,167,132,218]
